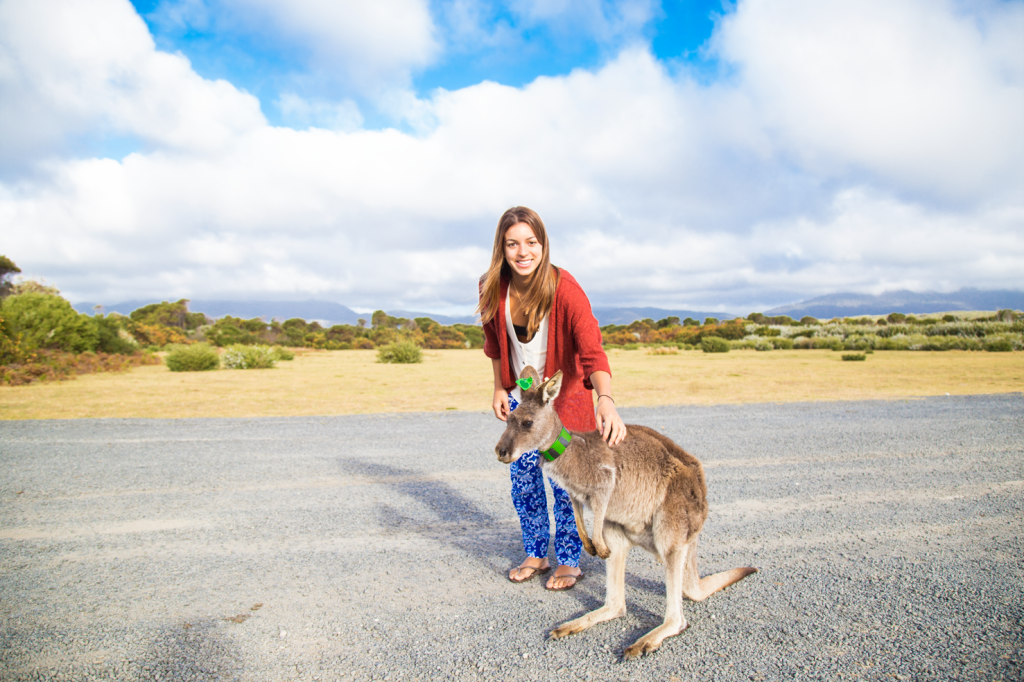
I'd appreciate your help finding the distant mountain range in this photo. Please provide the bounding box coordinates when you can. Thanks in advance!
[764,288,1024,319]
[75,299,366,325]
[73,288,1023,327]
[590,307,738,325]
[72,299,737,326]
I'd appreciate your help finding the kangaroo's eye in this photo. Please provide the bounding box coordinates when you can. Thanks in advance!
[522,420,533,429]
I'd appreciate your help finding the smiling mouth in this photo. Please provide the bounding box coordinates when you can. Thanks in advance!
[515,259,533,268]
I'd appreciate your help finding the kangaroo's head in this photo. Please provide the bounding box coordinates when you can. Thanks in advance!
[495,366,564,464]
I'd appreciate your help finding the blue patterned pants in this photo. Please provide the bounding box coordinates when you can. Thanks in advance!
[508,394,582,567]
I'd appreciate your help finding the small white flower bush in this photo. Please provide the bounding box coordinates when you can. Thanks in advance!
[222,344,278,369]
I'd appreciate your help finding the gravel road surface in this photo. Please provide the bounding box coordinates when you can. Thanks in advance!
[1,394,1021,681]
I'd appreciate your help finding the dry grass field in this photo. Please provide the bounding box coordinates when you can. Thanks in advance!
[0,348,1021,420]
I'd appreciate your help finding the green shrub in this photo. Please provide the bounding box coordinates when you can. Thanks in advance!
[222,344,278,369]
[165,343,220,372]
[94,315,138,354]
[701,337,730,353]
[772,338,794,350]
[273,347,295,361]
[1,292,98,353]
[841,353,866,361]
[876,337,911,351]
[376,340,423,364]
[984,337,1014,352]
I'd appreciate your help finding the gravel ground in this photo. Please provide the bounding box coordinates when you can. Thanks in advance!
[0,394,1021,681]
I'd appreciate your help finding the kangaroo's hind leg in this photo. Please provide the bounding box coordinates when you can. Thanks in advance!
[549,523,630,640]
[622,535,691,660]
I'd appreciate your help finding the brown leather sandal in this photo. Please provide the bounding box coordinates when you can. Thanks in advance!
[545,570,585,591]
[508,563,551,583]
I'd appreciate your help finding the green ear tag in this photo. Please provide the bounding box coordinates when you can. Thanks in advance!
[516,377,534,391]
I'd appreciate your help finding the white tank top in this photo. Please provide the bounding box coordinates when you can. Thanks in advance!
[506,285,549,404]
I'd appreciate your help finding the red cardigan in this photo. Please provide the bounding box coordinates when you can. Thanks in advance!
[483,268,611,431]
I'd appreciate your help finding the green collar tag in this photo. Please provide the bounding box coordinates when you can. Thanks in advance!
[540,427,571,462]
[516,377,533,391]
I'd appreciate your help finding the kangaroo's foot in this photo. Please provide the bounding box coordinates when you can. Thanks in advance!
[549,603,626,640]
[622,617,687,660]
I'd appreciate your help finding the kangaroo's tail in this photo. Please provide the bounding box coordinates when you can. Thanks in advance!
[680,542,758,601]
[690,567,758,601]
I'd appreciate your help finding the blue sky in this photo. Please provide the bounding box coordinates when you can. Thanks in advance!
[130,0,724,131]
[1,0,1022,314]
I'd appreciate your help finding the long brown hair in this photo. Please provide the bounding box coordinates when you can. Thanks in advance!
[477,206,559,338]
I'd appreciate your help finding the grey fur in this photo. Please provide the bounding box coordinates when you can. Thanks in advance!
[496,366,758,660]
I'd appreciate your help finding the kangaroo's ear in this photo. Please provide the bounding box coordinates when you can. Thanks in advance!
[517,365,541,392]
[539,370,563,405]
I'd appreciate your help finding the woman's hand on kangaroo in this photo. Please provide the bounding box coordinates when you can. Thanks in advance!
[492,388,510,421]
[597,399,627,445]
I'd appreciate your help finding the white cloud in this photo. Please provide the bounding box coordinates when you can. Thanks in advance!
[712,0,1024,203]
[223,0,439,93]
[1,0,1022,313]
[0,0,265,169]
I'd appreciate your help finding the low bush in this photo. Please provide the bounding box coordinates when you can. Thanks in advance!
[984,337,1014,352]
[772,338,794,350]
[842,353,866,361]
[1,350,161,386]
[222,344,278,369]
[274,347,295,361]
[701,337,730,353]
[646,346,678,355]
[165,343,220,372]
[376,340,423,364]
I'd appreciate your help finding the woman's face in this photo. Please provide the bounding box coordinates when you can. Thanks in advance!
[504,222,544,280]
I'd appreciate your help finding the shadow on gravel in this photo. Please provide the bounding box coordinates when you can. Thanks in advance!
[334,458,673,613]
[135,618,241,682]
[335,458,514,570]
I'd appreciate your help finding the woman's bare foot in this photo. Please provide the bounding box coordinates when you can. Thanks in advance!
[545,565,582,590]
[508,556,550,583]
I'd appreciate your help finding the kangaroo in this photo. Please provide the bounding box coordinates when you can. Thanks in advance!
[495,366,757,659]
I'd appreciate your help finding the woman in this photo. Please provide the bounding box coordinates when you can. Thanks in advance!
[479,206,627,591]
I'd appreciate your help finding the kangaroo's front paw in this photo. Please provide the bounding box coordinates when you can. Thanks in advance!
[595,543,611,560]
[581,537,597,557]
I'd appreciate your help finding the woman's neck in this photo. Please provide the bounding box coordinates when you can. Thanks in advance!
[510,270,536,291]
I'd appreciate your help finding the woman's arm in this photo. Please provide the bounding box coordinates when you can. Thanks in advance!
[590,370,626,445]
[492,357,511,421]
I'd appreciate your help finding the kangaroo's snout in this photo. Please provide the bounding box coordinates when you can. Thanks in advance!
[496,434,515,463]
